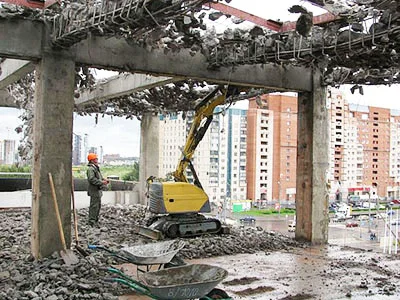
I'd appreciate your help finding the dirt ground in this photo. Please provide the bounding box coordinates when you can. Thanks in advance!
[119,244,400,300]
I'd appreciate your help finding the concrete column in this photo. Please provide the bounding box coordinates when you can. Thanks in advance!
[139,112,160,205]
[295,69,330,244]
[31,54,75,259]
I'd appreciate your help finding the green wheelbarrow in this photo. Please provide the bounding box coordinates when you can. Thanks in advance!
[104,264,231,300]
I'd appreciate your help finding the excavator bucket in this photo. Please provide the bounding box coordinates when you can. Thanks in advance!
[138,225,164,240]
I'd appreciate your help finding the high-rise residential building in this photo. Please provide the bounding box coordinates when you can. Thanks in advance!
[158,107,247,206]
[389,111,400,198]
[72,133,82,166]
[83,134,89,163]
[328,88,398,199]
[0,139,17,165]
[247,94,298,204]
[156,88,400,205]
[99,146,104,163]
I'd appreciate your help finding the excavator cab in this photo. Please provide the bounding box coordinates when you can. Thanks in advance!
[139,85,239,240]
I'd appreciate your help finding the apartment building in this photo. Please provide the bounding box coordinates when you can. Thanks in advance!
[0,139,17,165]
[328,89,396,199]
[72,133,82,166]
[246,94,298,203]
[158,107,247,206]
[157,88,400,205]
[389,111,400,198]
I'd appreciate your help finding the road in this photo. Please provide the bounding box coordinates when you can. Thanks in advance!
[232,213,398,253]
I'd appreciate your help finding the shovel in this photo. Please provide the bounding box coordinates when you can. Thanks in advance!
[71,178,89,257]
[48,172,79,265]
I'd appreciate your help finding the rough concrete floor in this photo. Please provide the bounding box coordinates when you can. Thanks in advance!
[120,244,400,300]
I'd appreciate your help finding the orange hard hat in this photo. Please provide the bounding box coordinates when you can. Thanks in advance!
[87,153,98,161]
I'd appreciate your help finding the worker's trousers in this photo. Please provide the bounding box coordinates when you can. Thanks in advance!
[88,195,102,225]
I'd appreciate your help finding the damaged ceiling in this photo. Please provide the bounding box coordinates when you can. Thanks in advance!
[2,0,400,111]
[1,0,400,158]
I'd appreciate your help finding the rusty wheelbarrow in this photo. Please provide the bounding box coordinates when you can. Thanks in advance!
[104,263,231,300]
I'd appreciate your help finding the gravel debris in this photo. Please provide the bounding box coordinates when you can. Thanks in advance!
[0,204,305,299]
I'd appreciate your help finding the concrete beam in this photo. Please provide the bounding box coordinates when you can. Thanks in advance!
[0,89,17,108]
[76,73,181,105]
[0,18,312,91]
[0,59,35,89]
[0,19,43,60]
[75,37,312,92]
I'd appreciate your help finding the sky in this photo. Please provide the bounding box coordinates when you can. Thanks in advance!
[2,1,400,157]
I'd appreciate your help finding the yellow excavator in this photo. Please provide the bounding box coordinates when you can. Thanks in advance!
[139,85,240,240]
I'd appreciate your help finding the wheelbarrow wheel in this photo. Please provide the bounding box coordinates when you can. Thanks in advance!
[201,288,230,299]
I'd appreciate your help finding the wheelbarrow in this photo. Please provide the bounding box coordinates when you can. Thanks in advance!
[89,240,186,274]
[104,263,231,300]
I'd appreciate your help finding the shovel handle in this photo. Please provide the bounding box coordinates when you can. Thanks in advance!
[49,173,67,250]
[71,178,79,243]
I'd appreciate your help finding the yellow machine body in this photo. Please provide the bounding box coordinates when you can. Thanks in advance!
[162,182,210,213]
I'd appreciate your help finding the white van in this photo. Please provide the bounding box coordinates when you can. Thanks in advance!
[288,221,296,232]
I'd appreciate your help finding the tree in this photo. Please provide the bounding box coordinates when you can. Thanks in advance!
[122,162,139,181]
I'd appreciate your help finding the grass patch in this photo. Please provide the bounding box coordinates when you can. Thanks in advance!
[235,208,296,216]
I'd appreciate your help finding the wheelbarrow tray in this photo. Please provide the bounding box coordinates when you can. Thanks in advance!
[120,240,185,265]
[141,264,228,300]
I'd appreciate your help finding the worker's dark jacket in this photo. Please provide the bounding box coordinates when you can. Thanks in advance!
[87,163,104,197]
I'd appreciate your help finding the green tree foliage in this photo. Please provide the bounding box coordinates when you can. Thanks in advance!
[122,162,139,181]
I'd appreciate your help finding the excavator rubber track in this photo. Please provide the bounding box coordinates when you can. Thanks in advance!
[138,213,222,240]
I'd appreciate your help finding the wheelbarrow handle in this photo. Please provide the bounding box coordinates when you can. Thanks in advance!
[88,244,112,252]
[104,277,154,298]
[105,267,149,289]
[88,245,131,262]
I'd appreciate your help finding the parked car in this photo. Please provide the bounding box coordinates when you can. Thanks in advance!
[346,221,359,228]
[239,216,256,224]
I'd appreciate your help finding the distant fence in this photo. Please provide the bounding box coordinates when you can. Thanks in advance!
[0,176,137,192]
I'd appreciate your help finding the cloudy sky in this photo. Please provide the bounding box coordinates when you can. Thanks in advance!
[1,1,400,157]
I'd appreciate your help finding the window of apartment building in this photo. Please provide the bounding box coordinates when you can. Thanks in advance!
[287,121,291,126]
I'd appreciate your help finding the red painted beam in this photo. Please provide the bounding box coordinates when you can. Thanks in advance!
[205,2,282,32]
[280,12,338,32]
[205,2,339,33]
[0,0,59,9]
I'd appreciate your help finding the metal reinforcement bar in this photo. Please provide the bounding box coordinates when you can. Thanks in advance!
[52,0,209,49]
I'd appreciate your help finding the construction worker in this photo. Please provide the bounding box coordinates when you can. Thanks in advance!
[86,153,109,226]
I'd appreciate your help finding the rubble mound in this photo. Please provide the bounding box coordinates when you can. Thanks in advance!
[0,204,305,299]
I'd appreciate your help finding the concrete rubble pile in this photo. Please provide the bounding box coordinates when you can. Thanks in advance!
[0,204,304,300]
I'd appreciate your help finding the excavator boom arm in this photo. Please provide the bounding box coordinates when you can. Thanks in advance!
[173,86,228,184]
